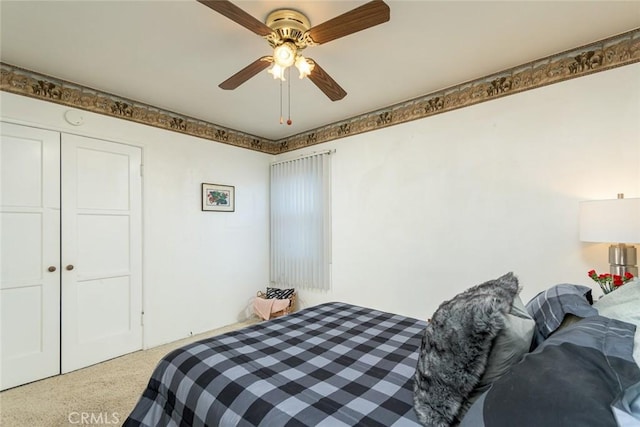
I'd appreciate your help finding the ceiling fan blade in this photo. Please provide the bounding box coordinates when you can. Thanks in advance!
[197,0,273,37]
[219,57,272,90]
[306,0,390,45]
[307,61,347,101]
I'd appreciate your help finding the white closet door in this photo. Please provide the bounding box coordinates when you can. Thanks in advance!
[61,133,142,373]
[1,122,60,390]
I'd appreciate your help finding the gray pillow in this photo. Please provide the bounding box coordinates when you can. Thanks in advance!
[413,272,525,427]
[466,295,535,408]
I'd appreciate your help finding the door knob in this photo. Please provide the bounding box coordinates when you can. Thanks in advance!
[48,266,57,272]
[66,265,74,271]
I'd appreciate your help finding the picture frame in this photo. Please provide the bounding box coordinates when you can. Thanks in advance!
[202,183,235,212]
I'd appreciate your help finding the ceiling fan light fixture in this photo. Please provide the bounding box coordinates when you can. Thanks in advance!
[272,42,296,68]
[267,63,286,81]
[295,56,314,79]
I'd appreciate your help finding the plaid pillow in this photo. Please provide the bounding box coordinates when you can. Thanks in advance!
[265,287,295,299]
[525,284,597,348]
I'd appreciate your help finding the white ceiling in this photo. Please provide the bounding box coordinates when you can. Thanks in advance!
[1,1,639,141]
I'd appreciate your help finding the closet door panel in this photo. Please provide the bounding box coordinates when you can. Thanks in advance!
[61,133,142,373]
[0,122,60,390]
[2,212,44,281]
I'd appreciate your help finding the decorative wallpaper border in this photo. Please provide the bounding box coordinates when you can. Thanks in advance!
[2,28,639,154]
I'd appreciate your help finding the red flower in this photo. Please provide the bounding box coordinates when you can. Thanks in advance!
[587,269,634,294]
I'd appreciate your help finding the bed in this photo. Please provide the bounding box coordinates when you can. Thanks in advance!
[125,275,640,427]
[124,302,426,426]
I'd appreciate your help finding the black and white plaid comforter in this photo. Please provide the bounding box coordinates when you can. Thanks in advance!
[124,302,427,427]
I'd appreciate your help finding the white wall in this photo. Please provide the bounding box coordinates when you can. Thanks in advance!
[2,63,638,343]
[282,63,640,321]
[0,92,271,348]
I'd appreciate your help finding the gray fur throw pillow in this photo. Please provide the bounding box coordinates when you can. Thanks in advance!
[413,272,519,427]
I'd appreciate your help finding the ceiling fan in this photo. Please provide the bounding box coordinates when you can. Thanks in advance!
[197,0,390,101]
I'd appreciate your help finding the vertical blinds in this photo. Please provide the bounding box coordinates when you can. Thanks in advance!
[270,152,332,290]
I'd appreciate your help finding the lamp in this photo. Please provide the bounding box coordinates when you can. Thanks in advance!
[579,193,640,276]
[267,42,315,81]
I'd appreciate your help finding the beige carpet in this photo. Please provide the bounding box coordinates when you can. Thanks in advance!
[0,319,259,427]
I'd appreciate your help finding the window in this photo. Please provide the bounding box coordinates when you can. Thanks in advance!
[270,152,332,290]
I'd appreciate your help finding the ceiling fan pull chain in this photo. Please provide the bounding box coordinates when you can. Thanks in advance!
[287,67,292,126]
[279,78,284,125]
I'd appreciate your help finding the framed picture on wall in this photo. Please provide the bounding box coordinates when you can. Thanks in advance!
[202,183,235,212]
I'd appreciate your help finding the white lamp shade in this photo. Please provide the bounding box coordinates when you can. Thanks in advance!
[579,197,640,243]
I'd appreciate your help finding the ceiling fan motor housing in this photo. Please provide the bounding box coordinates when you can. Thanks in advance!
[265,9,312,49]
